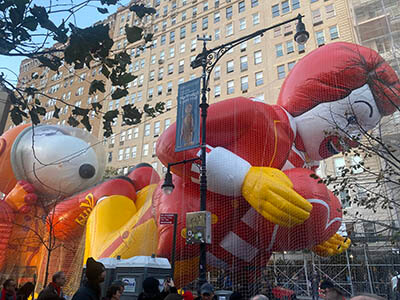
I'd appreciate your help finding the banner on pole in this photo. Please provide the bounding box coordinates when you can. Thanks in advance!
[175,77,201,152]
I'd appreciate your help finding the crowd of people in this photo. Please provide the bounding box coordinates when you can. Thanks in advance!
[0,257,392,300]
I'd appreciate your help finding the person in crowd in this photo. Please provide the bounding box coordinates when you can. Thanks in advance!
[103,285,122,300]
[72,257,106,300]
[161,277,178,298]
[250,295,268,300]
[16,282,35,300]
[229,291,243,300]
[319,280,345,300]
[138,277,163,300]
[1,279,17,300]
[311,272,320,300]
[195,283,215,300]
[182,290,194,300]
[38,271,66,300]
[111,281,126,295]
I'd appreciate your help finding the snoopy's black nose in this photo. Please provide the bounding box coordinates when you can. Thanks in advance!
[79,163,96,179]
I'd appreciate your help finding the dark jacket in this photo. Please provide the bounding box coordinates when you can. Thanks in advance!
[38,283,65,300]
[0,289,16,300]
[72,281,102,300]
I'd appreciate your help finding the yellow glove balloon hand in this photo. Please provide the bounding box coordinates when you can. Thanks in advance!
[241,167,312,227]
[312,233,351,257]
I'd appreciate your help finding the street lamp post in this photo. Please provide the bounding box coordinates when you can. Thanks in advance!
[162,13,309,289]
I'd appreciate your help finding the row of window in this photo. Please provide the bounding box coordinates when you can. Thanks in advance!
[155,12,260,46]
[213,71,264,96]
[315,25,339,46]
[312,4,336,25]
[272,0,300,18]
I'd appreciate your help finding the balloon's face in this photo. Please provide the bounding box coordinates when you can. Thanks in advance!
[294,84,381,160]
[11,125,105,201]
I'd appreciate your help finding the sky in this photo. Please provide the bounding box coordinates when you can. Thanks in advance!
[0,0,130,85]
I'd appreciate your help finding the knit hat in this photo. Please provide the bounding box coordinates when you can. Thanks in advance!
[86,257,105,281]
[200,283,214,295]
[143,277,160,295]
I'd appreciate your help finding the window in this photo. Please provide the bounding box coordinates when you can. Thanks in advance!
[163,5,168,16]
[166,100,172,109]
[363,222,376,236]
[168,63,174,74]
[202,17,208,30]
[334,157,345,176]
[139,74,144,86]
[325,4,335,18]
[143,144,149,156]
[133,127,139,138]
[182,10,187,20]
[180,42,186,53]
[272,4,279,17]
[292,0,300,9]
[161,34,166,45]
[298,43,305,53]
[203,1,209,11]
[150,70,155,81]
[170,31,175,43]
[252,13,260,25]
[254,50,262,64]
[226,6,233,19]
[277,65,285,79]
[239,18,246,30]
[179,59,185,73]
[340,190,350,208]
[227,60,234,73]
[215,28,220,40]
[226,23,233,36]
[214,85,221,97]
[170,47,175,58]
[165,118,171,129]
[240,56,248,71]
[154,121,161,136]
[192,6,197,16]
[254,35,261,44]
[125,148,131,160]
[215,65,221,79]
[192,21,197,32]
[286,41,294,54]
[159,67,164,80]
[137,91,143,101]
[172,1,177,10]
[240,41,247,52]
[281,0,289,14]
[118,149,124,161]
[167,81,173,93]
[329,25,339,40]
[255,71,263,86]
[162,20,167,30]
[351,155,363,174]
[316,30,325,46]
[191,39,197,51]
[288,61,296,71]
[180,26,186,39]
[214,11,221,23]
[227,80,234,94]
[251,0,258,8]
[158,85,163,95]
[108,152,113,163]
[238,1,245,13]
[144,123,151,136]
[153,142,157,155]
[312,9,322,25]
[283,24,292,36]
[241,76,249,91]
[274,27,281,37]
[132,146,137,158]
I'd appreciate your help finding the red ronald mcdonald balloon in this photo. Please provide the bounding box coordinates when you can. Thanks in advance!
[1,42,399,287]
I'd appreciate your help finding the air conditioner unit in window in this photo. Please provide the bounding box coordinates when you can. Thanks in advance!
[242,89,248,93]
[120,141,124,146]
[240,48,246,52]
